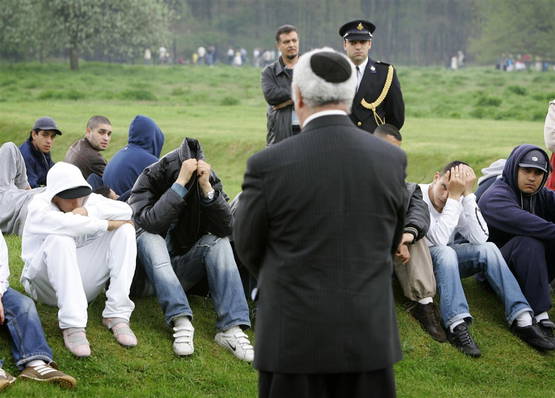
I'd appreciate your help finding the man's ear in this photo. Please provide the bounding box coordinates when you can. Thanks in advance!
[293,85,303,108]
[433,171,442,183]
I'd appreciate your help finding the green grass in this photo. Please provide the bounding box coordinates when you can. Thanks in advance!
[0,62,554,397]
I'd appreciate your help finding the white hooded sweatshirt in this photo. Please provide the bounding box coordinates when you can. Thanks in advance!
[21,162,132,266]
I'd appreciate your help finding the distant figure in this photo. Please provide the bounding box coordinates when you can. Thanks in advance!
[232,51,242,67]
[103,115,165,196]
[340,19,405,133]
[64,115,112,179]
[235,48,406,398]
[457,50,465,68]
[261,24,300,145]
[197,46,206,64]
[227,48,234,64]
[19,117,61,188]
[144,48,152,65]
[450,55,458,70]
[159,46,167,64]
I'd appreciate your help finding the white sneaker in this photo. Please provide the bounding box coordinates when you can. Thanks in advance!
[172,317,194,356]
[214,326,254,362]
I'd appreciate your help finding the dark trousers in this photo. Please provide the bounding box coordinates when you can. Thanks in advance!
[500,236,555,314]
[258,367,396,398]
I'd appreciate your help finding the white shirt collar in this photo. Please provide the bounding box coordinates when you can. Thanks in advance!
[356,57,369,74]
[303,110,348,128]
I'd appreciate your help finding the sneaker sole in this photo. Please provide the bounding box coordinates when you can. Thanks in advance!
[0,379,15,392]
[19,374,77,389]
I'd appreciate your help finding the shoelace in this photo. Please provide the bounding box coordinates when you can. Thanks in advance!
[456,327,473,346]
[232,331,254,351]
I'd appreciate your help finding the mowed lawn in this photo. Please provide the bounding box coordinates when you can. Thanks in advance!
[0,62,553,397]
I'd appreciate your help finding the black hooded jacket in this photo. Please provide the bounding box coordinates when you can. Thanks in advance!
[478,144,555,247]
[128,138,232,255]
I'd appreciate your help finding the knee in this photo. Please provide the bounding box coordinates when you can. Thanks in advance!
[43,235,75,250]
[5,290,38,317]
[511,236,544,252]
[114,223,135,239]
[432,245,458,267]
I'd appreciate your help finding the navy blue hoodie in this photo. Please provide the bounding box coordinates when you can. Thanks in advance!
[478,144,555,247]
[19,139,54,188]
[103,115,164,195]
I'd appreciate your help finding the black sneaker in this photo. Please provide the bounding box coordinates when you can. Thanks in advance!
[409,303,447,342]
[512,322,555,351]
[538,319,555,343]
[447,322,481,358]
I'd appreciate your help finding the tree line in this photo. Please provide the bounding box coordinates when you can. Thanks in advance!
[0,0,553,69]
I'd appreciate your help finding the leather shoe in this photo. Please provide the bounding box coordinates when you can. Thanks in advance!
[512,322,555,351]
[409,302,447,342]
[447,322,481,358]
[538,319,555,343]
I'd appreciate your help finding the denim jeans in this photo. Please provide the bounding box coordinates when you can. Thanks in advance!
[429,242,531,328]
[136,232,250,331]
[2,288,53,369]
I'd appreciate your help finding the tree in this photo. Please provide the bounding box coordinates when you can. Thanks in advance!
[47,0,171,70]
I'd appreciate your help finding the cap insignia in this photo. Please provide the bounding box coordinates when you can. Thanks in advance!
[357,23,364,31]
[532,156,538,161]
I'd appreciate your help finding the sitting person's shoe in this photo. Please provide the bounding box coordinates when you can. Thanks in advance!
[62,327,91,358]
[19,363,76,389]
[447,322,481,358]
[409,302,447,342]
[215,326,254,362]
[512,322,555,351]
[102,318,138,348]
[538,319,555,342]
[172,317,195,356]
[0,368,16,391]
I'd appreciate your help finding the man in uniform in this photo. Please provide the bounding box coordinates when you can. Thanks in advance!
[261,25,300,145]
[339,20,404,133]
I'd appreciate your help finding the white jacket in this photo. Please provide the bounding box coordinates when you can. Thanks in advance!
[544,100,555,153]
[420,183,489,247]
[21,162,132,266]
[0,232,11,295]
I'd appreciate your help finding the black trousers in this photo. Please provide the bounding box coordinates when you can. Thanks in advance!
[500,236,555,314]
[258,367,396,398]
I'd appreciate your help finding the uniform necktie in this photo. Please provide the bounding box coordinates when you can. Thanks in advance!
[356,66,361,92]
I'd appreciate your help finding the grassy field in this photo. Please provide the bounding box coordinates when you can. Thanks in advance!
[0,61,553,398]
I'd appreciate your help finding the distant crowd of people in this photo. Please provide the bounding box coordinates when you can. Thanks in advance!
[496,53,552,72]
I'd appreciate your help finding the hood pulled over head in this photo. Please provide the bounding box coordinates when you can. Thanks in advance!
[128,115,165,158]
[45,162,92,201]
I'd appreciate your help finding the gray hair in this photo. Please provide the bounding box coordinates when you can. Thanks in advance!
[292,47,356,109]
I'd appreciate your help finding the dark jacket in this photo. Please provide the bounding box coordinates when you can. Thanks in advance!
[478,144,555,247]
[19,139,54,188]
[261,57,295,145]
[128,138,232,256]
[234,114,406,374]
[64,137,107,179]
[350,58,405,133]
[103,115,165,195]
[405,182,430,241]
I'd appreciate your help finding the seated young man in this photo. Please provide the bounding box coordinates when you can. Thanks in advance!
[64,115,112,179]
[374,124,445,342]
[129,138,253,361]
[103,115,165,196]
[20,162,138,358]
[479,145,555,339]
[0,231,75,390]
[0,142,44,236]
[19,117,61,188]
[420,160,553,357]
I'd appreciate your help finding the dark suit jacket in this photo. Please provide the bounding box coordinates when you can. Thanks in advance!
[350,58,405,133]
[234,114,406,374]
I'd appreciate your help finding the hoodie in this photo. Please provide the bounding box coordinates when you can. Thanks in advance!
[478,144,555,247]
[103,115,165,195]
[21,162,132,272]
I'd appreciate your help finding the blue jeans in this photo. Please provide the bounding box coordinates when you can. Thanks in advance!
[2,288,53,369]
[136,232,251,331]
[429,242,531,328]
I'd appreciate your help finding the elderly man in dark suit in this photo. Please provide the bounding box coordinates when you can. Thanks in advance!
[234,47,407,398]
[340,19,405,134]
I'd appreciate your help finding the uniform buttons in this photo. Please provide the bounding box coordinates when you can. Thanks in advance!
[357,122,362,126]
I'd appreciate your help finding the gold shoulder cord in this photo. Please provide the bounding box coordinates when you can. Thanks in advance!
[360,65,394,126]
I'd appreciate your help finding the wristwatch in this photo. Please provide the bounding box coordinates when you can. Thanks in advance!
[205,189,215,200]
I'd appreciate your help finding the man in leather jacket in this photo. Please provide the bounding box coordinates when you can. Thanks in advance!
[128,138,253,361]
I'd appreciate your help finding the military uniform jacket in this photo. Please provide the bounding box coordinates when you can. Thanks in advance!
[234,114,406,374]
[350,58,405,133]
